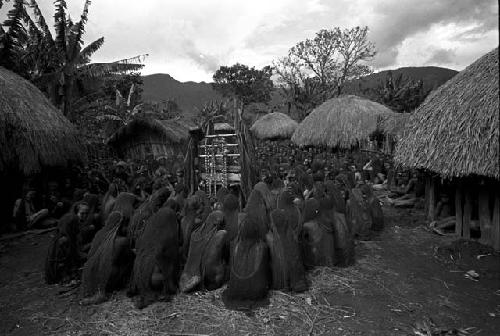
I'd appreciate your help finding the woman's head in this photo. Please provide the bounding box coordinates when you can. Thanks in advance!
[75,202,90,223]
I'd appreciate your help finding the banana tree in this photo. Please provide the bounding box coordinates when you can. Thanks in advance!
[0,0,146,119]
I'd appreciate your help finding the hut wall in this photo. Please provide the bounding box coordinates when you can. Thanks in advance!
[114,131,186,163]
[446,178,500,251]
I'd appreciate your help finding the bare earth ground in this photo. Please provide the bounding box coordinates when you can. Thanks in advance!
[1,206,499,336]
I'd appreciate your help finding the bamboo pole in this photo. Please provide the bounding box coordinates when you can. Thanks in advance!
[455,184,463,237]
[463,188,472,240]
[478,187,491,246]
[492,191,500,251]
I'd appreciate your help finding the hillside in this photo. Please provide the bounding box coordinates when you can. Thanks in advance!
[344,66,458,94]
[141,66,458,118]
[142,73,222,118]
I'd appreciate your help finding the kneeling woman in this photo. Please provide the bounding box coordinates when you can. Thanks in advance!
[222,214,270,310]
[80,211,134,305]
[128,207,180,308]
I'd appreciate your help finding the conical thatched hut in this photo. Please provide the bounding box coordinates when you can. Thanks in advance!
[250,112,298,140]
[1,66,86,230]
[395,47,499,250]
[291,95,396,150]
[107,117,195,163]
[0,66,86,175]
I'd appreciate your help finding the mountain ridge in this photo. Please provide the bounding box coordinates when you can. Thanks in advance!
[141,66,458,118]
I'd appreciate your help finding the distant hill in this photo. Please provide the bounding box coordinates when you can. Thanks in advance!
[141,66,458,119]
[142,73,222,118]
[344,66,458,94]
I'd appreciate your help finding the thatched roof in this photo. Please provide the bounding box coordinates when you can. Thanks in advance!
[213,122,234,132]
[381,113,410,138]
[394,47,499,179]
[291,95,396,149]
[107,117,195,146]
[0,66,86,175]
[250,112,298,140]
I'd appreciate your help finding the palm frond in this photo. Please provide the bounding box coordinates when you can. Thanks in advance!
[53,0,67,54]
[71,0,91,60]
[78,62,144,77]
[21,7,42,40]
[113,54,149,65]
[29,0,54,43]
[0,0,27,69]
[78,36,104,64]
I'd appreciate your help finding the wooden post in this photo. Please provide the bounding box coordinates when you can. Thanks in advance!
[427,177,436,222]
[455,184,463,237]
[463,189,472,239]
[492,192,500,251]
[478,187,492,246]
[425,176,431,219]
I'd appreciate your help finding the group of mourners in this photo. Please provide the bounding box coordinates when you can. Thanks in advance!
[42,156,387,311]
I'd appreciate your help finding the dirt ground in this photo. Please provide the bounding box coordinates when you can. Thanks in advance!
[0,206,499,336]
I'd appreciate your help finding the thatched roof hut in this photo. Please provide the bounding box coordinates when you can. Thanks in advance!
[250,112,298,140]
[0,66,86,175]
[107,117,195,161]
[381,113,410,139]
[291,95,396,149]
[394,47,499,180]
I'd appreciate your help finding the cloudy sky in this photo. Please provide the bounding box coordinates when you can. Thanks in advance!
[2,0,498,82]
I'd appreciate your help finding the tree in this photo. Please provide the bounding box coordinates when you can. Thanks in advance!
[368,72,429,113]
[212,63,274,105]
[0,0,146,118]
[195,100,231,131]
[274,26,376,118]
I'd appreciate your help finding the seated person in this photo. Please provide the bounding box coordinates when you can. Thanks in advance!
[13,190,51,230]
[428,193,480,235]
[388,172,423,207]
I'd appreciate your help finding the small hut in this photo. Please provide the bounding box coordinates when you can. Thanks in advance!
[250,112,298,140]
[291,95,396,150]
[394,47,499,250]
[0,66,86,225]
[107,117,195,164]
[250,112,298,172]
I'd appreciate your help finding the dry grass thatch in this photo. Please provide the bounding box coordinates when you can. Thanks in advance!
[214,122,234,133]
[381,113,411,139]
[0,66,86,175]
[107,117,196,146]
[394,47,499,179]
[291,95,396,149]
[250,112,298,140]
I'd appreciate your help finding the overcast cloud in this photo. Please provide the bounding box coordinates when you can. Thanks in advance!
[1,0,498,82]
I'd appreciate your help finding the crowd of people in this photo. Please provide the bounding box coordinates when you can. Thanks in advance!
[10,158,185,232]
[36,148,426,311]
